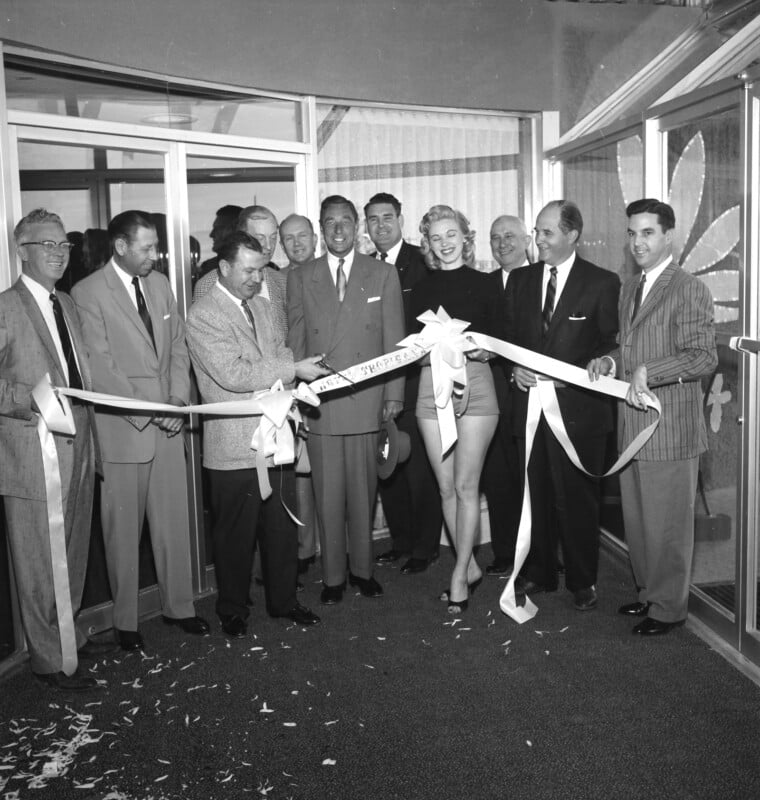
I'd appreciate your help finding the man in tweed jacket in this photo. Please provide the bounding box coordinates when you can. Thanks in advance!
[589,199,717,636]
[186,232,327,638]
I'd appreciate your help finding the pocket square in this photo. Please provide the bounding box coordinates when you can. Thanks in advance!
[367,296,381,303]
[568,315,587,321]
[163,313,171,320]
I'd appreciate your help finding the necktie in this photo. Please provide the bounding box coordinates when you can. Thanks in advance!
[631,272,647,321]
[241,299,257,339]
[542,266,557,335]
[49,293,83,390]
[132,276,156,351]
[336,258,347,302]
[379,252,388,261]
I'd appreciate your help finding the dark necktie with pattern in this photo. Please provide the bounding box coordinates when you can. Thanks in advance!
[336,257,347,302]
[241,299,257,339]
[631,272,646,321]
[378,251,388,261]
[132,276,156,351]
[49,293,83,390]
[542,266,558,335]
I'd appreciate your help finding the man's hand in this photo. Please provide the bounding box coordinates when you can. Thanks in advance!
[625,364,655,410]
[382,400,403,422]
[512,365,537,392]
[295,355,331,382]
[153,396,186,436]
[587,357,612,382]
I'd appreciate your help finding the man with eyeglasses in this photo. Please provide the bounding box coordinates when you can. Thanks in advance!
[0,208,112,691]
[73,210,208,652]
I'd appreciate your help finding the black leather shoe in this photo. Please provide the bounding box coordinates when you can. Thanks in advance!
[78,638,120,660]
[618,601,650,617]
[375,548,405,564]
[116,629,144,652]
[400,557,435,575]
[162,615,210,635]
[485,558,513,576]
[514,577,556,596]
[320,583,345,605]
[632,616,682,636]
[221,615,247,638]
[348,573,384,597]
[281,602,321,626]
[34,668,98,692]
[298,555,315,575]
[573,586,598,611]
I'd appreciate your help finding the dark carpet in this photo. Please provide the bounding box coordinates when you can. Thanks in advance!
[2,544,760,800]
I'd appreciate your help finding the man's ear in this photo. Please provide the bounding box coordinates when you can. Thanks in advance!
[218,258,231,278]
[113,236,128,257]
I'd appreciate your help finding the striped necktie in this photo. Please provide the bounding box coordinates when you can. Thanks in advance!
[542,266,557,335]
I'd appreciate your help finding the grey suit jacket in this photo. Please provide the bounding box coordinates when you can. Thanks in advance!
[614,262,717,461]
[186,284,295,470]
[287,252,405,435]
[72,260,191,463]
[0,279,96,501]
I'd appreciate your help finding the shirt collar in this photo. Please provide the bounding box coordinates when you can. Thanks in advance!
[545,252,575,276]
[642,255,673,283]
[327,250,355,271]
[21,273,55,305]
[379,239,403,264]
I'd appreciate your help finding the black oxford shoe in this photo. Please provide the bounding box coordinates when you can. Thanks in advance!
[633,617,683,636]
[573,586,598,611]
[514,576,556,596]
[162,615,210,635]
[348,573,383,597]
[78,638,120,660]
[400,557,434,575]
[281,602,321,626]
[34,668,99,692]
[320,583,345,605]
[618,601,650,617]
[375,548,405,564]
[116,629,144,652]
[486,558,513,576]
[221,615,247,638]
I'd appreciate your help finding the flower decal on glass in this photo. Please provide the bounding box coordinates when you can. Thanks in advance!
[706,373,732,433]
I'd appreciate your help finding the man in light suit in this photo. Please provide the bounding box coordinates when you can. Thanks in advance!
[364,192,442,575]
[482,215,531,577]
[505,200,620,611]
[589,199,717,635]
[187,232,326,636]
[0,208,109,691]
[287,195,405,604]
[72,210,208,651]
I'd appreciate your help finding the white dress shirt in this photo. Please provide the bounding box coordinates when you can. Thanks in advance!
[542,252,575,307]
[327,250,355,287]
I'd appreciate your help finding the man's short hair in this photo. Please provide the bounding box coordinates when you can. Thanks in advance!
[216,231,263,264]
[13,208,65,245]
[107,210,155,247]
[543,200,583,239]
[626,198,676,232]
[279,213,314,235]
[237,205,277,230]
[364,193,401,217]
[320,195,358,224]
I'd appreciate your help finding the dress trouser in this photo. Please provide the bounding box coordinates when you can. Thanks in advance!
[100,430,195,631]
[619,457,698,623]
[307,432,377,586]
[4,405,93,674]
[377,408,442,560]
[209,465,298,620]
[296,473,321,560]
[520,418,605,592]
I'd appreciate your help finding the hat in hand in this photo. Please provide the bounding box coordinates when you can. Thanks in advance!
[376,419,411,480]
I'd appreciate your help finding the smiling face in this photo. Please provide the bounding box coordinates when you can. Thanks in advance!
[534,206,577,267]
[365,202,403,254]
[114,225,158,278]
[627,212,672,272]
[18,221,70,291]
[219,246,267,300]
[428,217,465,269]
[279,216,317,267]
[320,202,357,258]
[490,216,530,271]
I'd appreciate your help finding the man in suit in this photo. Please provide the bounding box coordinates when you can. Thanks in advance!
[72,210,208,651]
[504,200,620,611]
[364,192,442,575]
[588,199,717,635]
[482,215,532,577]
[0,208,109,691]
[277,213,322,576]
[287,195,405,604]
[186,232,326,637]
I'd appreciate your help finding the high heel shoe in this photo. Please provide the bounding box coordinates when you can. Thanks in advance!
[447,595,469,615]
[439,576,482,602]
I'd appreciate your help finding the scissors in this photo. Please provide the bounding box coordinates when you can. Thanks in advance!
[316,357,355,386]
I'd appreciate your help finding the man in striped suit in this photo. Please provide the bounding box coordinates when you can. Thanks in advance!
[589,198,717,636]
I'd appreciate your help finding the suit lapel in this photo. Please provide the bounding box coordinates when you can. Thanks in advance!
[211,286,260,352]
[14,280,67,383]
[104,261,158,353]
[543,256,583,348]
[630,262,679,331]
[331,254,370,352]
[310,256,341,343]
[59,294,93,391]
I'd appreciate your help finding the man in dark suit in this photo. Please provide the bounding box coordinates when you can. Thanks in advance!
[589,199,716,635]
[73,210,208,651]
[186,232,326,637]
[287,195,405,604]
[482,215,532,577]
[364,192,442,575]
[504,200,620,611]
[0,208,107,691]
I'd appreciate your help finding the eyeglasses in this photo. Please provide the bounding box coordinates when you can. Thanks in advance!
[21,240,75,252]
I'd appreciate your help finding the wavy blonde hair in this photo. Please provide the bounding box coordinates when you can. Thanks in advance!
[418,205,475,270]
